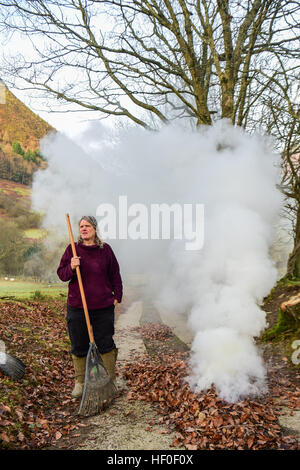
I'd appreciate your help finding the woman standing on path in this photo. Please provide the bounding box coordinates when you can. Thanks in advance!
[57,216,123,398]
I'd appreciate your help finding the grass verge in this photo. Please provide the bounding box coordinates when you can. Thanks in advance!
[0,279,67,301]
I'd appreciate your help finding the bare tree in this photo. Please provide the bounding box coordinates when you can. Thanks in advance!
[0,0,299,130]
[280,114,300,278]
[1,0,300,276]
[258,62,300,276]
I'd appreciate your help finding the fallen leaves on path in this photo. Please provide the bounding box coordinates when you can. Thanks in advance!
[121,325,299,450]
[0,300,81,449]
[1,306,299,451]
[139,323,173,341]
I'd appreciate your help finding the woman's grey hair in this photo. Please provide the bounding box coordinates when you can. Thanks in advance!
[78,216,104,248]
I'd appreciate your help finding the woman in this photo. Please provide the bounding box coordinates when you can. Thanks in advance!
[57,215,123,398]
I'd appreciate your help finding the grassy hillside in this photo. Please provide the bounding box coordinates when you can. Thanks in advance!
[0,178,46,238]
[0,83,59,277]
[0,178,47,275]
[0,83,55,185]
[0,83,56,276]
[0,177,68,282]
[0,85,55,153]
[0,178,31,200]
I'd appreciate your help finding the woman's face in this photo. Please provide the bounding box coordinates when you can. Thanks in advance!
[79,219,96,244]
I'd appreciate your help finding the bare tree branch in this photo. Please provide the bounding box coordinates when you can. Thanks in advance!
[0,0,298,130]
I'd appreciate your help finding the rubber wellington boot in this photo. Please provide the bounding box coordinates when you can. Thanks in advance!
[101,348,118,385]
[71,355,86,398]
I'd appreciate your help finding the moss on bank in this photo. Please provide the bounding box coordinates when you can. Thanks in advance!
[261,308,299,342]
[259,275,300,368]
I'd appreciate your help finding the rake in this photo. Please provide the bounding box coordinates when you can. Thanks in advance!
[66,213,117,417]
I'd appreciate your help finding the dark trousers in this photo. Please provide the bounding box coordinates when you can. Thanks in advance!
[66,304,116,357]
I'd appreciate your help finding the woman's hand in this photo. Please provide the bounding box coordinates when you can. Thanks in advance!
[71,256,80,271]
[113,299,118,306]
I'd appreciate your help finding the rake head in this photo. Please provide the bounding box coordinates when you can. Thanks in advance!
[78,342,117,417]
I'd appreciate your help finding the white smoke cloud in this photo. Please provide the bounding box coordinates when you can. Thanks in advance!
[32,119,282,402]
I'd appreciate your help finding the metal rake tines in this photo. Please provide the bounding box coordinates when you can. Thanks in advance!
[79,377,117,416]
[78,343,117,416]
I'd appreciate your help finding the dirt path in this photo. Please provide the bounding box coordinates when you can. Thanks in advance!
[73,298,183,450]
[48,285,299,450]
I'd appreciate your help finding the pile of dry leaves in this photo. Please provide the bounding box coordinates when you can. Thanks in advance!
[140,323,174,341]
[0,300,82,449]
[121,324,299,450]
[1,303,299,451]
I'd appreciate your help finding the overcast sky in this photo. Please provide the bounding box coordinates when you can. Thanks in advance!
[0,20,116,138]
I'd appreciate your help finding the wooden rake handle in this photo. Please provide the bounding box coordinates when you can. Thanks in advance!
[66,213,95,344]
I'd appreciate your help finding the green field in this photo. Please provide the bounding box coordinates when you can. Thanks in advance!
[0,279,67,300]
[12,186,31,197]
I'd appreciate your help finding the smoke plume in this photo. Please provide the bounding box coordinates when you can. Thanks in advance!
[32,119,282,402]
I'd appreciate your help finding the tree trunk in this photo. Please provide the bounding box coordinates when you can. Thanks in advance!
[221,76,234,121]
[287,202,300,278]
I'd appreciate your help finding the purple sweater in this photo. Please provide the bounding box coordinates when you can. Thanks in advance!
[57,242,123,309]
